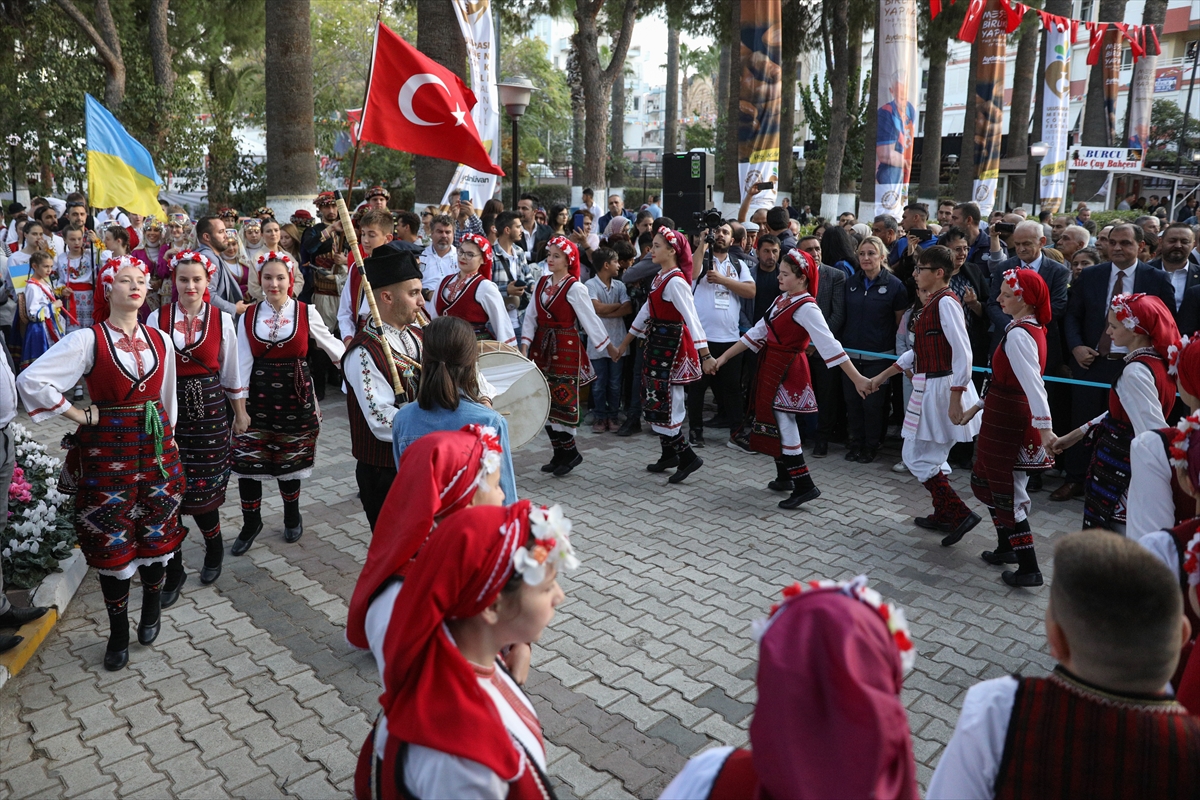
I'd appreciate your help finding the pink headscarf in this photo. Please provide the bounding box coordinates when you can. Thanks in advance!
[748,579,919,800]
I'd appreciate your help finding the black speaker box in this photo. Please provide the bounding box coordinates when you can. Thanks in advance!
[662,152,714,233]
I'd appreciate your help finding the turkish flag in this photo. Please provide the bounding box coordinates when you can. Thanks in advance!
[358,23,503,176]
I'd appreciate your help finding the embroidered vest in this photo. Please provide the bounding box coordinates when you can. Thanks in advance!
[158,304,223,378]
[991,320,1047,392]
[913,288,959,376]
[647,269,686,323]
[1155,430,1198,527]
[994,668,1200,800]
[244,301,310,360]
[764,293,815,351]
[343,326,422,469]
[534,274,577,330]
[1110,350,1174,425]
[85,323,168,404]
[436,273,490,329]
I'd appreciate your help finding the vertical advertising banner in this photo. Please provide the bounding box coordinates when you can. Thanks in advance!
[875,0,920,221]
[738,0,782,214]
[1127,54,1156,152]
[1039,22,1071,214]
[440,0,500,206]
[971,0,1007,218]
[1100,28,1124,146]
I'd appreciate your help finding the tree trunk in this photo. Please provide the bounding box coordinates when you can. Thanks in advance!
[777,0,799,195]
[724,0,741,200]
[664,21,680,153]
[821,0,850,215]
[414,0,467,203]
[611,69,625,186]
[568,40,585,190]
[955,39,980,200]
[918,38,948,204]
[53,0,126,110]
[574,0,639,190]
[264,0,318,211]
[1007,9,1038,209]
[147,0,175,154]
[717,43,730,196]
[1076,0,1129,199]
[859,12,879,211]
[1025,0,1073,210]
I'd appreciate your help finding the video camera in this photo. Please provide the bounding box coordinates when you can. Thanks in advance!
[693,208,724,231]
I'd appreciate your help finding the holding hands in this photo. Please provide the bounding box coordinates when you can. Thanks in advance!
[1048,427,1084,455]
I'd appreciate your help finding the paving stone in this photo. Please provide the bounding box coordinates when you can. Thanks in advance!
[207,745,273,790]
[101,753,165,794]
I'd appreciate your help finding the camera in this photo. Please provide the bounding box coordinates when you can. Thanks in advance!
[694,208,724,230]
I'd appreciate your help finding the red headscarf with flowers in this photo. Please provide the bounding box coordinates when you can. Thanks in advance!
[93,255,150,324]
[458,232,493,281]
[256,250,297,297]
[782,248,820,299]
[547,235,580,280]
[1002,268,1052,325]
[169,250,217,304]
[347,424,504,649]
[1171,335,1200,400]
[658,228,693,274]
[1110,293,1182,361]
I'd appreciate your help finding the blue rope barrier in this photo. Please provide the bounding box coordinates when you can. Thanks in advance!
[841,348,1116,390]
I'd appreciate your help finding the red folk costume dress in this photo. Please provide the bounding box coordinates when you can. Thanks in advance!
[628,268,706,435]
[431,235,516,346]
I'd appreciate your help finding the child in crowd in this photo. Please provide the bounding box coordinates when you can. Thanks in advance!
[337,208,392,344]
[57,225,96,336]
[928,530,1200,799]
[22,251,67,368]
[586,247,631,432]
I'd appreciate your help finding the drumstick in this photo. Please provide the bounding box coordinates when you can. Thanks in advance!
[334,191,405,397]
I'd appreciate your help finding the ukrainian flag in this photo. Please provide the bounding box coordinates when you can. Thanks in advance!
[85,94,162,218]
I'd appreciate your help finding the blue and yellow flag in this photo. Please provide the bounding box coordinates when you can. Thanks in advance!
[85,94,162,218]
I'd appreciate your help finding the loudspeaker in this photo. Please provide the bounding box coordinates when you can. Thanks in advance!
[662,152,714,233]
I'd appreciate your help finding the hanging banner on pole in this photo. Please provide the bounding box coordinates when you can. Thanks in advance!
[737,0,782,213]
[875,0,920,221]
[1101,26,1123,145]
[440,0,501,206]
[971,0,1007,218]
[1039,21,1071,214]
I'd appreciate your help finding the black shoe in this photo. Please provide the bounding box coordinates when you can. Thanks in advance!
[1001,570,1044,587]
[230,520,263,556]
[981,549,1017,565]
[941,512,982,547]
[283,519,304,543]
[0,634,23,654]
[689,429,705,448]
[616,418,641,437]
[779,486,821,509]
[137,618,160,646]
[704,416,731,429]
[767,478,793,492]
[540,457,561,473]
[160,573,186,609]
[726,434,753,453]
[857,449,877,464]
[668,455,704,484]
[200,563,222,585]
[844,448,861,462]
[103,647,129,671]
[646,455,679,473]
[812,442,828,458]
[0,605,49,628]
[553,452,583,477]
[914,516,943,531]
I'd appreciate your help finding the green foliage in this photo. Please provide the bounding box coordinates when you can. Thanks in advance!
[798,71,870,191]
[1145,99,1200,165]
[501,34,573,169]
[683,120,715,151]
[1,424,76,590]
[1090,210,1143,227]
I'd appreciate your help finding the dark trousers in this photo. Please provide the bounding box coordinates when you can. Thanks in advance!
[625,341,645,418]
[807,352,842,445]
[1064,358,1122,482]
[687,341,742,429]
[842,358,892,451]
[355,461,396,532]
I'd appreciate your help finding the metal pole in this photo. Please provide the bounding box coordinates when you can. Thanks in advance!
[511,115,521,204]
[10,143,15,204]
[1178,42,1200,173]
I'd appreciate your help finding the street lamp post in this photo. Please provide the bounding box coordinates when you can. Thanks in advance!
[1028,142,1050,212]
[497,78,535,205]
[5,135,19,205]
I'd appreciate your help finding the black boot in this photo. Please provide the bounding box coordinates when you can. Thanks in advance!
[99,575,131,671]
[541,427,565,473]
[778,453,820,509]
[280,480,303,543]
[196,510,224,585]
[1001,520,1043,587]
[160,549,186,609]
[981,517,1017,565]
[668,434,704,484]
[231,478,263,556]
[647,434,680,473]
[137,562,165,646]
[553,435,583,477]
[768,459,792,492]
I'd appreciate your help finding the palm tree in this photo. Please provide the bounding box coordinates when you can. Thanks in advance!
[414,0,467,202]
[1076,0,1129,200]
[664,16,680,153]
[1007,7,1039,207]
[917,0,967,205]
[264,0,317,211]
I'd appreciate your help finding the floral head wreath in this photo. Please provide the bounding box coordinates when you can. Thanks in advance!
[218,207,239,220]
[255,206,275,218]
[314,191,337,208]
[366,185,390,200]
[1003,268,1025,301]
[99,255,149,294]
[256,250,295,274]
[459,232,494,280]
[512,505,581,586]
[1168,410,1200,472]
[438,424,505,511]
[547,235,581,279]
[751,575,916,673]
[1169,334,1192,377]
[169,250,217,279]
[1111,292,1147,331]
[1180,526,1200,588]
[142,215,164,232]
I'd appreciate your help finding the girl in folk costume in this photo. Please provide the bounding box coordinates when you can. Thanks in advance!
[520,236,619,476]
[356,499,577,800]
[132,216,172,311]
[431,233,517,346]
[662,576,919,800]
[1052,293,1180,531]
[148,251,246,589]
[229,251,345,555]
[615,228,710,484]
[16,256,187,672]
[706,249,874,509]
[958,270,1056,587]
[57,224,98,335]
[21,251,68,367]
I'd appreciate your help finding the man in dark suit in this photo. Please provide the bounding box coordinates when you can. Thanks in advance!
[1150,222,1200,320]
[796,235,846,456]
[515,193,551,256]
[1053,223,1176,500]
[1179,284,1200,335]
[984,220,1070,352]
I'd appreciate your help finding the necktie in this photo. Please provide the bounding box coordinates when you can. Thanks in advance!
[1096,270,1125,355]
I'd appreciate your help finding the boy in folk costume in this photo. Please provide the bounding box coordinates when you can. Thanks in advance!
[337,208,393,345]
[342,245,426,531]
[928,530,1200,799]
[1051,293,1180,532]
[616,228,711,484]
[706,249,873,509]
[958,269,1056,587]
[869,245,983,540]
[520,236,619,476]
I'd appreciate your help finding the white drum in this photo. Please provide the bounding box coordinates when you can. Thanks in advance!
[477,349,550,449]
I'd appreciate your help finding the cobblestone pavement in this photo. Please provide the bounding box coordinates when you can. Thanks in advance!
[0,389,1084,799]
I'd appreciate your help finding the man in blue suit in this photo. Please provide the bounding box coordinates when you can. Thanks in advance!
[1052,223,1175,501]
[984,220,1070,354]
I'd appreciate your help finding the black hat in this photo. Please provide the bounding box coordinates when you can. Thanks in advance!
[7,202,25,215]
[364,242,422,288]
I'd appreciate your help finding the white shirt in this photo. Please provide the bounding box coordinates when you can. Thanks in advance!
[95,209,131,230]
[1020,253,1043,272]
[420,246,460,295]
[973,321,1052,427]
[927,676,1020,799]
[660,747,735,800]
[1128,429,1180,544]
[895,293,975,389]
[1106,264,1137,354]
[147,303,245,400]
[1084,358,1168,436]
[741,293,848,370]
[336,271,370,337]
[56,250,95,286]
[629,271,708,347]
[519,275,612,352]
[234,299,346,395]
[692,255,753,343]
[429,274,517,346]
[343,323,422,443]
[17,323,178,427]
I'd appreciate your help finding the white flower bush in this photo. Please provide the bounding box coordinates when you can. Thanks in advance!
[1,423,75,588]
